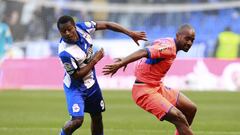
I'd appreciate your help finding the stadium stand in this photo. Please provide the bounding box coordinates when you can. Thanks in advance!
[0,0,240,58]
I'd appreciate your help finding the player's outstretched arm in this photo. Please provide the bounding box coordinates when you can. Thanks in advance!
[102,49,148,76]
[72,48,104,80]
[95,21,147,45]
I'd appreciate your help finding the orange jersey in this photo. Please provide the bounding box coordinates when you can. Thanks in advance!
[135,38,177,86]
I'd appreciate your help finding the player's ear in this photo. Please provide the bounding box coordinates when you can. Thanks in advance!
[176,32,180,38]
[176,32,181,40]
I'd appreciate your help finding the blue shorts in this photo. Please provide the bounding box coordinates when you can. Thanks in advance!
[64,82,105,117]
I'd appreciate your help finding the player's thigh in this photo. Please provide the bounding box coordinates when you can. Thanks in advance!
[176,92,197,114]
[132,84,174,120]
[160,86,179,107]
[90,112,103,123]
[85,87,105,115]
[64,85,85,117]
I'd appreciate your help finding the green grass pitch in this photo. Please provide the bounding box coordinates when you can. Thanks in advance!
[0,90,240,135]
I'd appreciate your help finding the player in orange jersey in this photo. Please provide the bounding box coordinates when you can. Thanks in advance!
[103,24,197,135]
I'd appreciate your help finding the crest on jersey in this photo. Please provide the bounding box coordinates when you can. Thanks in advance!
[63,62,73,72]
[85,22,92,28]
[72,104,80,112]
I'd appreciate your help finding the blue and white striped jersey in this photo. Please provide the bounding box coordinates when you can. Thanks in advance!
[58,21,97,91]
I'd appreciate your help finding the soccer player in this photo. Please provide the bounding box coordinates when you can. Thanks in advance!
[103,24,197,135]
[57,15,147,135]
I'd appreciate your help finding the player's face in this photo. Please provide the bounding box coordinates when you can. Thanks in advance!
[59,21,79,42]
[177,29,195,52]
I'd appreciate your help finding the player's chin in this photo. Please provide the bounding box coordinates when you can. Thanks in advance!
[65,36,76,42]
[68,37,76,42]
[183,48,190,52]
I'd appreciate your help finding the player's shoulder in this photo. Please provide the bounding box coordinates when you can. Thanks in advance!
[58,39,67,54]
[76,21,96,29]
[76,21,96,36]
[0,22,7,27]
[152,38,174,48]
[0,23,10,32]
[150,37,176,57]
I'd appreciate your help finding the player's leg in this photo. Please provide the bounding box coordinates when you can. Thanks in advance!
[161,87,196,135]
[132,84,192,135]
[90,112,103,135]
[85,83,105,135]
[174,93,197,135]
[176,92,197,126]
[132,84,193,135]
[163,106,194,135]
[60,116,84,135]
[60,85,85,135]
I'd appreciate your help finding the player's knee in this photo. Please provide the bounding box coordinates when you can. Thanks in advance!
[71,117,84,128]
[165,108,188,125]
[191,103,197,115]
[173,110,189,126]
[62,117,84,134]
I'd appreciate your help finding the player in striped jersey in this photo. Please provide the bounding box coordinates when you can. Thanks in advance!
[57,15,147,135]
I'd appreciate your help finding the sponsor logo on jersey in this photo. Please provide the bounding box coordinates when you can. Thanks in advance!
[158,46,169,52]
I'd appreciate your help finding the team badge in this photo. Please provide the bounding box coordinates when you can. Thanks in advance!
[72,104,80,112]
[63,63,73,72]
[85,22,92,28]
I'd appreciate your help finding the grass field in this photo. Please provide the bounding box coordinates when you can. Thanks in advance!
[0,90,240,135]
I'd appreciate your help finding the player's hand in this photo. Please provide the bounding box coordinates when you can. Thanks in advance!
[92,48,104,63]
[129,31,148,46]
[113,58,127,71]
[102,61,123,77]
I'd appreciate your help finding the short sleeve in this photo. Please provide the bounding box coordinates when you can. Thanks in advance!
[59,52,78,75]
[76,21,96,34]
[146,45,173,59]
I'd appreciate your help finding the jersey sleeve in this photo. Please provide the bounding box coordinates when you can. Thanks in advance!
[146,44,173,59]
[59,52,78,75]
[76,21,96,34]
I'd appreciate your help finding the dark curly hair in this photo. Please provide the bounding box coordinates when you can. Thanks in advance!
[57,15,75,30]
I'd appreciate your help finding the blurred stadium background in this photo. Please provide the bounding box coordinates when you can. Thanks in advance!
[0,0,240,135]
[0,0,240,90]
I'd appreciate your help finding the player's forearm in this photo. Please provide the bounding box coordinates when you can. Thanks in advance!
[96,21,132,36]
[107,22,132,36]
[120,49,148,67]
[73,60,97,79]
